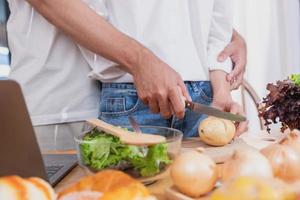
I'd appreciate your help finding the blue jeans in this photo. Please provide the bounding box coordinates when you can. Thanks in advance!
[98,81,213,137]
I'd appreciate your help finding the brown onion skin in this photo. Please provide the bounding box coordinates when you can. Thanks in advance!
[222,149,273,182]
[281,129,300,156]
[170,151,218,198]
[261,143,300,182]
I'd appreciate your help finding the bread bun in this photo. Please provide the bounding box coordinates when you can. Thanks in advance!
[0,176,56,200]
[59,191,102,200]
[59,170,156,200]
[199,117,236,146]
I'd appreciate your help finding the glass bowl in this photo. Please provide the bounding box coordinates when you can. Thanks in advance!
[74,123,183,184]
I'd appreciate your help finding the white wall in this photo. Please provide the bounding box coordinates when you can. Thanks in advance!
[232,0,300,134]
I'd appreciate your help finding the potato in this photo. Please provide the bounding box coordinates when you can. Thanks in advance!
[199,117,236,146]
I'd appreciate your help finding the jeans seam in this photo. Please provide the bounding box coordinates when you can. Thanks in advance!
[105,97,126,113]
[198,87,213,103]
[100,99,141,116]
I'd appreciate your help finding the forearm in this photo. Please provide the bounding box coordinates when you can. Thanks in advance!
[209,70,231,100]
[26,0,153,74]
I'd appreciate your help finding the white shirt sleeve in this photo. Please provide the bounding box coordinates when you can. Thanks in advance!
[207,0,233,73]
[77,0,126,80]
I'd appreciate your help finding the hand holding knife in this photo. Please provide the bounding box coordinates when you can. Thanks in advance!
[176,86,247,122]
[185,100,247,122]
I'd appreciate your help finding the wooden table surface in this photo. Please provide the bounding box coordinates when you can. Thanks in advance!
[54,130,283,199]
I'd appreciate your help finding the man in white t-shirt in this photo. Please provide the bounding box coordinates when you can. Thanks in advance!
[7,0,247,150]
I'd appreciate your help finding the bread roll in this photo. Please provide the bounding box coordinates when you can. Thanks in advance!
[199,117,236,146]
[59,191,102,200]
[59,170,157,200]
[0,176,56,200]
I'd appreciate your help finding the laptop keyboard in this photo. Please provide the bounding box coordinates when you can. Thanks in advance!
[46,165,64,179]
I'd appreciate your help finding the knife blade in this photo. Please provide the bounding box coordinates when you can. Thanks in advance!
[185,101,247,122]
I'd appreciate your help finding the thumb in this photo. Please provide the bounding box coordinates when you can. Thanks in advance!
[218,45,234,62]
[227,62,244,82]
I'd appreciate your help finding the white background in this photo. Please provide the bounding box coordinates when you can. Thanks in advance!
[232,0,300,133]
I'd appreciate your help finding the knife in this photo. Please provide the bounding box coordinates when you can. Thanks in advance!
[185,101,247,122]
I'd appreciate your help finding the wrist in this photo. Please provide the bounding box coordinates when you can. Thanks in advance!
[120,40,157,77]
[210,70,231,95]
[209,71,234,110]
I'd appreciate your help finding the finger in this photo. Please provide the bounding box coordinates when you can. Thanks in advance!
[218,44,234,62]
[230,102,239,114]
[158,96,172,119]
[169,87,185,119]
[236,120,249,137]
[148,98,160,114]
[231,103,248,137]
[141,98,149,106]
[178,81,192,102]
[177,85,188,107]
[230,73,244,90]
[211,100,224,110]
[211,97,232,111]
[170,102,175,116]
[227,61,245,82]
[137,90,149,105]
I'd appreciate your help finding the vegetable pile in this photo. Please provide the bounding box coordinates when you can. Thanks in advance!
[258,74,300,132]
[79,128,171,177]
[222,149,273,182]
[261,141,300,182]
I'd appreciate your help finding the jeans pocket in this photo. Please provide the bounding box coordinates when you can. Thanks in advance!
[100,88,140,116]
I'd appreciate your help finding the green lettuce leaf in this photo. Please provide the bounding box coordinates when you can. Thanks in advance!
[79,128,171,177]
[80,129,124,169]
[129,143,172,177]
[290,74,300,87]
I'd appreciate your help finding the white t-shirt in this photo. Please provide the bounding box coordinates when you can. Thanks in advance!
[7,0,233,125]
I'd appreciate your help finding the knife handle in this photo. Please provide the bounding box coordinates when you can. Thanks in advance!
[185,101,194,110]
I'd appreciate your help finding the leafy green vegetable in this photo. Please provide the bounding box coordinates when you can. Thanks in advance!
[80,129,125,169]
[290,74,300,87]
[79,128,171,177]
[129,143,172,177]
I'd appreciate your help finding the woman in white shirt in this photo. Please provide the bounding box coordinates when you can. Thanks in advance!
[7,0,247,149]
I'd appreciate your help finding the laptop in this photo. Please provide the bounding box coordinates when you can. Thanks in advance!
[0,80,78,186]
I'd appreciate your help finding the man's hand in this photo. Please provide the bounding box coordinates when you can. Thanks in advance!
[218,30,247,90]
[133,50,191,119]
[210,70,248,137]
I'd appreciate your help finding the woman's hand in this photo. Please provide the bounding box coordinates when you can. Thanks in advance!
[218,30,247,90]
[210,70,248,137]
[212,100,249,137]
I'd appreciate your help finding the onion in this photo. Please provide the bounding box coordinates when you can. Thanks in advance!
[281,129,300,155]
[210,176,296,200]
[261,143,300,182]
[170,149,218,197]
[222,149,273,182]
[199,117,236,146]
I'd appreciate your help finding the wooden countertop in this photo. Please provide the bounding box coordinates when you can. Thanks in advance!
[53,130,284,199]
